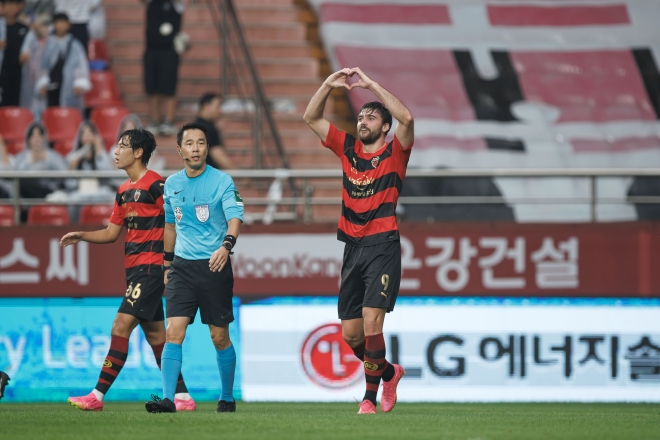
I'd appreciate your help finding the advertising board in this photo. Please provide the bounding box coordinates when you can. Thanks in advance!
[0,298,241,402]
[1,224,658,297]
[241,297,660,402]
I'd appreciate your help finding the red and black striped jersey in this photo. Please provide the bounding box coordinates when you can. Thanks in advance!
[323,124,413,246]
[109,170,165,278]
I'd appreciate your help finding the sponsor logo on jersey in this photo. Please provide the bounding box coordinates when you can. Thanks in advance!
[195,204,210,222]
[347,175,374,191]
[174,206,183,222]
[103,359,112,368]
[301,323,363,389]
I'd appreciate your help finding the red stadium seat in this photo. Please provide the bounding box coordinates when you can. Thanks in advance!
[85,71,122,108]
[5,139,24,155]
[0,107,33,150]
[54,140,74,157]
[0,206,15,226]
[88,39,109,61]
[79,204,114,225]
[42,107,82,143]
[27,205,70,226]
[90,106,131,150]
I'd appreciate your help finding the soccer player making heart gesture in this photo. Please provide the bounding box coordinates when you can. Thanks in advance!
[304,67,414,415]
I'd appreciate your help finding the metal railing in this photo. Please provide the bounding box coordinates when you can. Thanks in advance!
[204,0,292,172]
[2,168,660,225]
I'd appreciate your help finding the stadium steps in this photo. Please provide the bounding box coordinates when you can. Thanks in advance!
[105,0,348,221]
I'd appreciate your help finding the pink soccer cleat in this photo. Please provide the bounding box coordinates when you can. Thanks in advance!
[380,364,405,413]
[357,399,377,414]
[174,397,196,411]
[68,393,103,412]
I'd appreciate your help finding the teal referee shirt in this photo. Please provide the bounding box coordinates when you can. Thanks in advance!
[164,165,244,260]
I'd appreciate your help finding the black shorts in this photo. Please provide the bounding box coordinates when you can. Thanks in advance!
[143,49,179,96]
[165,256,235,326]
[118,273,165,322]
[338,240,401,320]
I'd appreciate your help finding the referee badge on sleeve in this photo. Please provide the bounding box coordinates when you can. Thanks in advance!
[174,207,183,222]
[234,191,244,207]
[195,204,210,222]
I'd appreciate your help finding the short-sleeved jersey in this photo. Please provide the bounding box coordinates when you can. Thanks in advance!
[164,165,244,260]
[323,124,413,246]
[109,170,165,278]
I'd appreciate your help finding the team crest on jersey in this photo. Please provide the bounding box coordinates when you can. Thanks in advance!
[195,204,210,222]
[174,207,183,222]
[134,190,141,202]
[371,156,380,168]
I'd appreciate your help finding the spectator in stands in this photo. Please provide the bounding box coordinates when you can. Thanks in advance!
[36,12,90,111]
[195,92,234,169]
[64,120,114,201]
[116,113,142,141]
[0,133,13,198]
[116,113,166,170]
[0,0,28,107]
[66,121,110,171]
[19,11,49,118]
[25,0,54,17]
[14,121,67,199]
[54,0,96,52]
[143,0,184,136]
[88,0,104,40]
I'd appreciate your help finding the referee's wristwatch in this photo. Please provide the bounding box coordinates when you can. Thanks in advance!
[161,264,171,271]
[222,242,233,252]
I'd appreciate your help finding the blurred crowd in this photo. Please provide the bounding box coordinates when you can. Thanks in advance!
[0,0,233,224]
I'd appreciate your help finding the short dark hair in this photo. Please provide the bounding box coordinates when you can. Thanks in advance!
[199,93,218,109]
[359,101,393,135]
[177,122,208,147]
[52,12,69,22]
[120,128,156,166]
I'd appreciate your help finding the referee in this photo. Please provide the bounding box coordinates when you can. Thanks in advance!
[145,122,244,413]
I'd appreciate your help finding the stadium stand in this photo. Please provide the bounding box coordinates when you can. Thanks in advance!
[309,0,660,222]
[0,107,33,155]
[88,39,110,62]
[79,204,114,225]
[53,140,75,157]
[85,71,123,108]
[27,205,71,226]
[42,107,83,144]
[90,106,131,150]
[0,206,15,227]
[104,0,352,170]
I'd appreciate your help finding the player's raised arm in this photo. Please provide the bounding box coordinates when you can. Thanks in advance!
[303,68,353,141]
[349,67,414,149]
[60,223,123,247]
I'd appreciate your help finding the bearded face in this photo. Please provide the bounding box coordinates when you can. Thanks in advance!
[357,124,383,144]
[357,109,389,145]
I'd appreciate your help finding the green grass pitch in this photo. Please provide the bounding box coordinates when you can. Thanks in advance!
[1,402,659,440]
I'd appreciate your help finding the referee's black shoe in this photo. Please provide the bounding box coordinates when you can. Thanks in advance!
[0,371,10,401]
[145,395,176,413]
[216,400,236,413]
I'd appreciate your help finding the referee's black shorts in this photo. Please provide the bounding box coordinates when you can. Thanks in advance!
[338,240,401,320]
[165,256,234,326]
